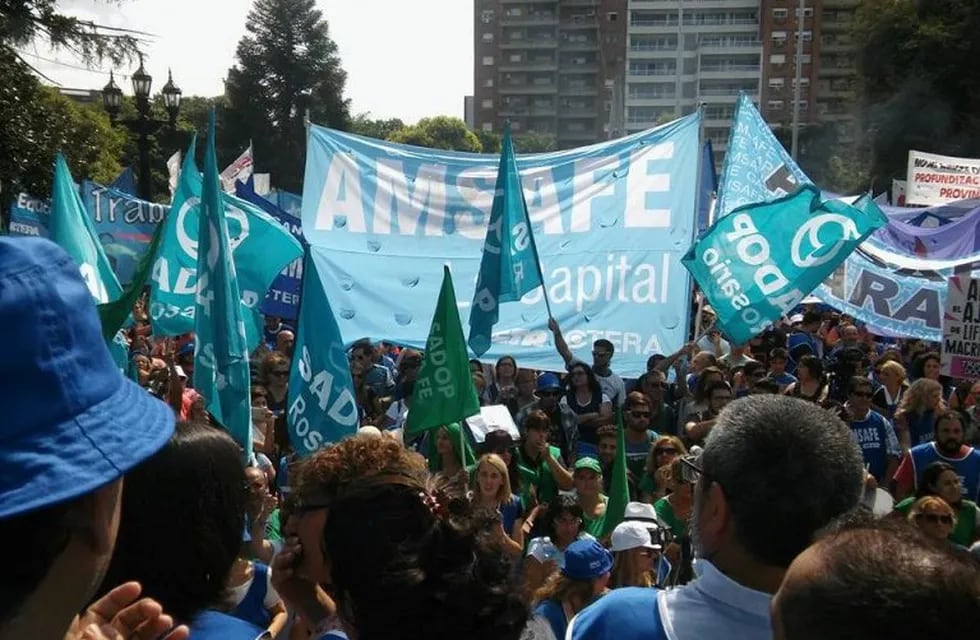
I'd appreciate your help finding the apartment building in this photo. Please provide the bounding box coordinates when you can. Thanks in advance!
[624,0,763,166]
[759,0,859,144]
[472,0,627,149]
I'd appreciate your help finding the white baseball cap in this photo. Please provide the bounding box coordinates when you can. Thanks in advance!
[610,520,661,552]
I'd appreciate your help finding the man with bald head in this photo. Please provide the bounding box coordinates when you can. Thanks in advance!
[275,329,295,359]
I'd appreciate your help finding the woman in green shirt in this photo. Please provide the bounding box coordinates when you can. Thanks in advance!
[653,457,692,574]
[891,460,980,547]
[573,457,608,538]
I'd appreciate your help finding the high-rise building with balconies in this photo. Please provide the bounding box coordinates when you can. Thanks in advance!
[472,0,627,149]
[759,1,859,146]
[624,0,763,167]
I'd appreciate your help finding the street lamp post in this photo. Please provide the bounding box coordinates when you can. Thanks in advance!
[101,56,182,201]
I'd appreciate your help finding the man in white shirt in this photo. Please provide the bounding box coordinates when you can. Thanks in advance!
[567,395,865,640]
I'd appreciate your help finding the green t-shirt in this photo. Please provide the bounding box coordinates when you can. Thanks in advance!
[582,495,610,538]
[894,496,979,547]
[264,508,282,542]
[517,445,565,506]
[654,495,688,538]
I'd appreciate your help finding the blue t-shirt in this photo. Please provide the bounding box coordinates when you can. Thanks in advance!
[534,599,571,640]
[849,410,900,482]
[189,610,268,639]
[500,494,524,535]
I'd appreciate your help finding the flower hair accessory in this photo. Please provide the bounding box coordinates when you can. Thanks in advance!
[420,489,449,519]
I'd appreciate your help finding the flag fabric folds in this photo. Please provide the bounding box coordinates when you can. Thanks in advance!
[286,247,359,455]
[193,111,253,458]
[468,122,545,356]
[682,185,887,344]
[406,265,482,437]
[601,408,630,538]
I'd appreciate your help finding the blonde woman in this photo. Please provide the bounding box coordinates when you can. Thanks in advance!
[871,360,909,420]
[894,378,945,452]
[908,495,958,546]
[638,435,687,503]
[608,521,659,589]
[471,453,525,556]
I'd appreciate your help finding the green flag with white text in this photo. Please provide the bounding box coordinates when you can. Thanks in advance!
[405,265,482,437]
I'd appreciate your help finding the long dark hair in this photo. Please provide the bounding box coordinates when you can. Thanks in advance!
[323,470,527,640]
[915,461,960,502]
[536,494,585,542]
[564,362,602,400]
[96,422,247,623]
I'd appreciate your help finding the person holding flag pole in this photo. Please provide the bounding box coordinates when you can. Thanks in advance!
[468,120,550,357]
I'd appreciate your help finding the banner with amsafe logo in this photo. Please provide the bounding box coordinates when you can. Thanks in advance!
[682,185,887,344]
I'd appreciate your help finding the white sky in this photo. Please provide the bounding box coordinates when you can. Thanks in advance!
[16,0,473,124]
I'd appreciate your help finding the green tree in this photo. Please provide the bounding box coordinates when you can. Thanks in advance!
[350,113,405,140]
[513,131,556,153]
[854,1,980,187]
[474,129,500,154]
[0,50,125,198]
[388,116,482,152]
[223,0,351,193]
[1,1,142,64]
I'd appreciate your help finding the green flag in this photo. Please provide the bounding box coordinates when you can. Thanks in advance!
[601,408,630,538]
[405,265,481,437]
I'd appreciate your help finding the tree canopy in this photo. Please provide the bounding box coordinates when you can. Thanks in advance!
[223,0,351,192]
[387,116,482,152]
[854,0,980,185]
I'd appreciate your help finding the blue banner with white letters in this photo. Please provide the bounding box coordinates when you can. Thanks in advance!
[301,115,700,375]
[8,185,166,285]
[719,94,980,341]
[236,179,305,320]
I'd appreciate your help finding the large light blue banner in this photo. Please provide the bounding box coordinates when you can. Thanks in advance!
[718,94,980,341]
[301,115,700,375]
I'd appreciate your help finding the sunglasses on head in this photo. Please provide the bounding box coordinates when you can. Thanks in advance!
[915,513,953,525]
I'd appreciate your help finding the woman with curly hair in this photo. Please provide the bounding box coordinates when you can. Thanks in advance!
[275,435,527,640]
[894,378,945,452]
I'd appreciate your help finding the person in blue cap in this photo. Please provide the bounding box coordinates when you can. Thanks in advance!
[529,538,613,640]
[0,237,179,639]
[516,372,579,464]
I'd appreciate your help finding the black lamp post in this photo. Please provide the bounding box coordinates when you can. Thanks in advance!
[102,56,182,201]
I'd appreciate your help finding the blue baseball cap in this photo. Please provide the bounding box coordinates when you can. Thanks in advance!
[0,237,176,518]
[536,372,561,392]
[562,538,613,580]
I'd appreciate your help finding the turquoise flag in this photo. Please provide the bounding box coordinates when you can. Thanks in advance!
[49,153,123,305]
[286,247,359,455]
[193,111,253,457]
[468,122,545,356]
[50,153,129,372]
[682,185,887,343]
[150,137,302,346]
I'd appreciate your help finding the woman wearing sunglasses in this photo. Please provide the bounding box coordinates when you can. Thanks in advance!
[907,496,961,547]
[638,436,687,503]
[892,461,980,547]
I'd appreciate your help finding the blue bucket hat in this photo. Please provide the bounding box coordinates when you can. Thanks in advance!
[536,372,561,392]
[562,538,613,580]
[0,237,176,518]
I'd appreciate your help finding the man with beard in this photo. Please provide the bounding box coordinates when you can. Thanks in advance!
[567,395,865,640]
[892,410,980,501]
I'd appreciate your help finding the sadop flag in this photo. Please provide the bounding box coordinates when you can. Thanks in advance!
[601,408,630,538]
[468,122,545,356]
[150,137,302,346]
[406,265,482,437]
[193,111,253,457]
[287,247,359,455]
[683,185,887,344]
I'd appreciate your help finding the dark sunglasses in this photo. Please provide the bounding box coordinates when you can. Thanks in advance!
[646,382,666,389]
[915,513,953,525]
[654,447,678,456]
[271,370,290,377]
[631,411,651,418]
[539,390,561,397]
[850,391,873,398]
[592,351,611,358]
[293,496,331,514]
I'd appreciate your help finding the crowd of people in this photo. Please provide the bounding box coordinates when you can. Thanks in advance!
[3,236,979,640]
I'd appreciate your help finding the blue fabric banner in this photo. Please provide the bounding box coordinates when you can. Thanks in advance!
[236,179,305,320]
[301,115,701,375]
